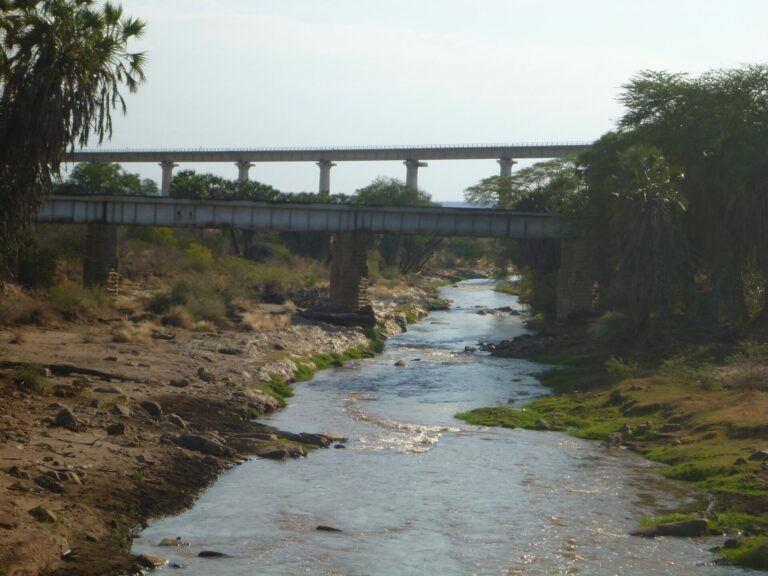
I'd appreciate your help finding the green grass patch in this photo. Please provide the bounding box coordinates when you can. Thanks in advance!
[494,281,520,296]
[293,362,315,382]
[716,536,768,570]
[255,375,295,407]
[639,513,701,527]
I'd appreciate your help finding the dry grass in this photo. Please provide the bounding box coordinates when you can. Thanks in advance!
[110,321,153,346]
[241,311,291,332]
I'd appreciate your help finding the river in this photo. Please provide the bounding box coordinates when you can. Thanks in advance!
[133,279,760,575]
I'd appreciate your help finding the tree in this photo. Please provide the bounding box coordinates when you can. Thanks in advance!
[0,0,146,273]
[55,161,157,195]
[353,177,439,274]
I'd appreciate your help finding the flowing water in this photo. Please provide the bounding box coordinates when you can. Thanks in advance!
[134,280,763,575]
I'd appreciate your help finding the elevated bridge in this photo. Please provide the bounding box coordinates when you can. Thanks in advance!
[66,142,592,195]
[38,195,595,321]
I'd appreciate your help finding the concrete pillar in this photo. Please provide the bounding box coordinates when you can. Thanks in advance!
[329,232,370,312]
[556,238,599,321]
[317,160,336,196]
[498,157,517,177]
[159,161,178,196]
[83,223,118,285]
[404,159,428,190]
[236,161,254,182]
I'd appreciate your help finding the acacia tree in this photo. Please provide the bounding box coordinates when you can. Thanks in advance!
[55,161,157,195]
[0,0,146,273]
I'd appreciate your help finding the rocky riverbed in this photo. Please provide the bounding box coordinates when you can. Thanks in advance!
[0,286,436,576]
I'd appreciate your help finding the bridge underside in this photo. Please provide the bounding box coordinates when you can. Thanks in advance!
[38,196,595,320]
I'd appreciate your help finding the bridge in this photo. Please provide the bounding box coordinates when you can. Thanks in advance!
[66,142,592,195]
[38,195,596,321]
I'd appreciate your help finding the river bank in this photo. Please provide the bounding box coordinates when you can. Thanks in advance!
[0,281,439,576]
[457,321,768,570]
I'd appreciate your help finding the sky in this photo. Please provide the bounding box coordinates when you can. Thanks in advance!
[88,0,768,202]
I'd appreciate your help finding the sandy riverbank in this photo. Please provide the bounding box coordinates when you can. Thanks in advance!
[0,285,436,576]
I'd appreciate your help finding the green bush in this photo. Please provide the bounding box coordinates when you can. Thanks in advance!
[605,356,640,383]
[11,363,50,394]
[48,283,110,320]
[17,241,57,288]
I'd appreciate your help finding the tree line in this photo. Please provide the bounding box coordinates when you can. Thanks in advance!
[466,65,768,333]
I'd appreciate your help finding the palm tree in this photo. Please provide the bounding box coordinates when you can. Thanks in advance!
[0,0,146,273]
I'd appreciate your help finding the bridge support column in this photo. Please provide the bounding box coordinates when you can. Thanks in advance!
[556,238,599,321]
[159,161,178,196]
[404,159,428,190]
[317,160,336,197]
[236,161,254,181]
[83,223,118,285]
[329,232,370,313]
[498,157,517,177]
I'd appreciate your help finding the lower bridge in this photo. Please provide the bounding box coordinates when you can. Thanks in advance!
[37,195,596,321]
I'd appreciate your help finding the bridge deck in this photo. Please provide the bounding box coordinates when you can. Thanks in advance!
[66,142,591,163]
[38,196,562,239]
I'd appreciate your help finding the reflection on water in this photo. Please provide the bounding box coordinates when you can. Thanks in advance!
[134,280,762,575]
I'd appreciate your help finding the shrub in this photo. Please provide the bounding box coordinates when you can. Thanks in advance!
[605,356,640,383]
[48,283,111,321]
[17,241,57,288]
[10,363,49,395]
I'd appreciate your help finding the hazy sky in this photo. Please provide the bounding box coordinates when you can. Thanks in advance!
[92,0,767,201]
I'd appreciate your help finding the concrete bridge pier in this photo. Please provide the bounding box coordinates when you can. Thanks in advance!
[83,223,118,285]
[498,157,517,177]
[159,161,178,196]
[556,238,599,321]
[236,161,254,181]
[329,232,370,313]
[318,160,337,196]
[404,159,428,190]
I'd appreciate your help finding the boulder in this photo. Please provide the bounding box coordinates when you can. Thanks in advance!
[173,433,231,457]
[394,360,407,367]
[28,505,57,523]
[632,519,708,538]
[136,555,168,568]
[166,414,187,429]
[54,408,79,431]
[158,537,189,547]
[112,404,132,418]
[255,443,306,460]
[106,422,126,436]
[748,450,768,461]
[140,400,163,418]
[197,367,216,382]
[169,378,190,388]
[198,551,228,558]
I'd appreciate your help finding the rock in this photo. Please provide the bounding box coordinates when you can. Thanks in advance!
[103,356,118,362]
[735,457,748,466]
[84,533,99,542]
[660,423,682,433]
[464,346,477,353]
[151,330,176,340]
[34,475,65,494]
[619,423,633,435]
[95,385,122,394]
[111,404,132,418]
[140,400,163,418]
[255,443,306,460]
[723,538,743,549]
[603,432,623,447]
[278,431,333,448]
[394,360,407,367]
[334,444,346,449]
[54,408,79,431]
[106,422,126,436]
[53,384,77,398]
[632,519,708,538]
[218,346,243,355]
[7,466,30,480]
[158,537,189,547]
[316,525,343,532]
[28,505,57,523]
[0,521,17,530]
[534,419,549,431]
[198,550,228,558]
[173,433,231,457]
[136,555,168,568]
[748,450,768,461]
[169,378,190,388]
[166,414,187,429]
[197,367,216,382]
